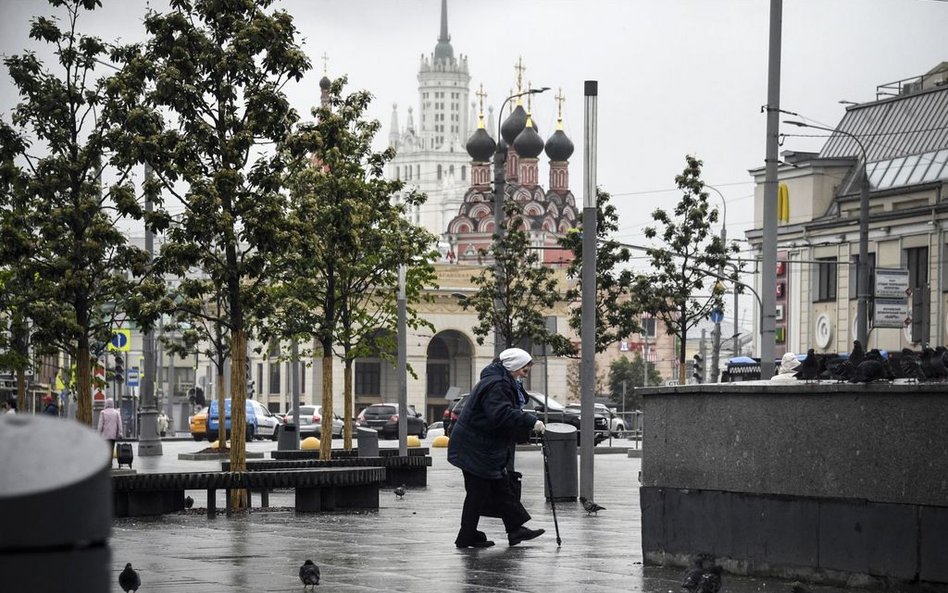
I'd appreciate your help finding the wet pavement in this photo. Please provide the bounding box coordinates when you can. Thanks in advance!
[109,438,877,593]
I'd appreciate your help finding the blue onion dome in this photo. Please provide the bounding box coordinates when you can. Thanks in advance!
[545,125,574,161]
[500,104,528,145]
[319,75,331,90]
[466,123,496,161]
[513,117,544,159]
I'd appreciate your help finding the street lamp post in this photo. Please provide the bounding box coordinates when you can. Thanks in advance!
[785,120,870,347]
[492,86,550,356]
[705,184,728,382]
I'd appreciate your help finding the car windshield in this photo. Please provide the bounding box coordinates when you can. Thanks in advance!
[528,393,565,411]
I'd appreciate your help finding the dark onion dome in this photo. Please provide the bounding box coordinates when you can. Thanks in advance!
[545,127,574,161]
[466,125,496,162]
[500,104,528,145]
[513,117,544,159]
[319,75,331,90]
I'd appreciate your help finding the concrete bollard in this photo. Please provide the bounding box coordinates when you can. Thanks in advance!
[543,422,578,501]
[356,427,379,457]
[0,414,113,592]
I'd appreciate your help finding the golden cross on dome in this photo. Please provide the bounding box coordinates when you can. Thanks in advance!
[476,84,487,115]
[514,57,525,96]
[321,53,329,75]
[555,88,565,128]
[526,82,533,113]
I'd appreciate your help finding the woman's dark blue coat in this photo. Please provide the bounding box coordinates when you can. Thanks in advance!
[447,362,538,479]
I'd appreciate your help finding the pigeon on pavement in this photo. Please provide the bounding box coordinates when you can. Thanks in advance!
[794,349,821,381]
[849,359,886,383]
[184,495,194,509]
[696,565,723,593]
[299,559,320,589]
[922,347,948,381]
[119,563,141,593]
[580,496,605,515]
[394,484,406,499]
[681,554,713,593]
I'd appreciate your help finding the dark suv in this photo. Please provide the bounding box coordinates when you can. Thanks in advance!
[356,403,428,439]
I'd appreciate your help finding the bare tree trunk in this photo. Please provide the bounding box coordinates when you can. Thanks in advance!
[215,367,226,451]
[320,354,333,461]
[343,360,353,451]
[229,329,248,509]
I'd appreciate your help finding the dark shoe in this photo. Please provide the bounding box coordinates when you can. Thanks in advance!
[507,526,545,546]
[456,538,495,548]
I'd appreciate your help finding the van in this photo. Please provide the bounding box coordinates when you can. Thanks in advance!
[206,398,258,442]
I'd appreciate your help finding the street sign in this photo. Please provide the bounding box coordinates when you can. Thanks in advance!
[873,298,911,328]
[108,329,131,352]
[127,367,140,388]
[710,309,724,323]
[874,268,910,299]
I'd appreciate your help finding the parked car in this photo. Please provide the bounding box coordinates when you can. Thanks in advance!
[249,400,281,440]
[283,405,344,438]
[188,408,208,441]
[444,394,468,436]
[356,403,427,439]
[427,420,445,439]
[522,392,609,444]
[566,402,625,436]
[206,398,259,442]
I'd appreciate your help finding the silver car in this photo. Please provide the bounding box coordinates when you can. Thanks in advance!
[249,399,281,440]
[283,405,344,438]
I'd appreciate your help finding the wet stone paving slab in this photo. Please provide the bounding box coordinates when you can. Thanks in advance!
[108,440,884,593]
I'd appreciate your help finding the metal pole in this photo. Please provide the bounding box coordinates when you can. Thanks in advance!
[580,80,598,501]
[706,185,727,383]
[760,0,782,380]
[397,266,408,456]
[290,340,300,449]
[138,160,162,455]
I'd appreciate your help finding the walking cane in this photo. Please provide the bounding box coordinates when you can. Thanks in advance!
[541,435,562,546]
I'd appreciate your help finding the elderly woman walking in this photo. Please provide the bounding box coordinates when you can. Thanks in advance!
[447,347,547,548]
[98,398,123,466]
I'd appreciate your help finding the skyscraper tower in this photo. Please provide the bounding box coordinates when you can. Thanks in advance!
[388,0,472,249]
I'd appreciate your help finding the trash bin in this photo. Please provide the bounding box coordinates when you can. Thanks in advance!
[357,427,379,457]
[1,414,112,591]
[277,423,298,450]
[542,422,578,501]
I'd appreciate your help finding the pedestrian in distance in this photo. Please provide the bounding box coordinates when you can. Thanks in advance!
[98,398,124,466]
[41,394,59,416]
[157,410,170,437]
[447,347,547,548]
[2,399,15,414]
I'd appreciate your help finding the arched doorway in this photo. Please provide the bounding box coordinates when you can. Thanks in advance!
[425,330,475,423]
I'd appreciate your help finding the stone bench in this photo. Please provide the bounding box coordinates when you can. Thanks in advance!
[223,454,432,487]
[111,467,386,518]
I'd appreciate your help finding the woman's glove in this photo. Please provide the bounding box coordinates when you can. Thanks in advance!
[533,420,546,434]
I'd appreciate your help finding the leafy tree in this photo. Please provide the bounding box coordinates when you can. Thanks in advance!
[459,200,573,355]
[0,0,156,424]
[607,354,661,409]
[635,155,738,383]
[120,0,310,499]
[273,78,438,457]
[559,188,644,352]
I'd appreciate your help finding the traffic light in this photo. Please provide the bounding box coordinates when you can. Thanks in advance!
[113,354,125,384]
[692,353,704,384]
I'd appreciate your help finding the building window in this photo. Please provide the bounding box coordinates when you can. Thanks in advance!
[268,361,280,395]
[461,165,466,181]
[814,257,837,302]
[355,361,381,396]
[906,246,929,289]
[437,165,442,180]
[906,246,930,342]
[848,253,875,300]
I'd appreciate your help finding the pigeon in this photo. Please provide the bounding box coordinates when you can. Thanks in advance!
[696,565,723,593]
[794,349,821,381]
[184,495,194,509]
[394,484,406,499]
[849,340,866,367]
[921,347,948,381]
[829,358,856,382]
[848,359,886,383]
[299,559,320,589]
[119,563,141,593]
[580,496,605,514]
[681,554,713,593]
[900,348,926,381]
[791,582,813,593]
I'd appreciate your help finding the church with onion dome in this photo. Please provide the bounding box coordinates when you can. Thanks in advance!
[445,77,579,266]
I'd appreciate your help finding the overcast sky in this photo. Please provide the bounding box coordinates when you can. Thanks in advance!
[2,0,946,268]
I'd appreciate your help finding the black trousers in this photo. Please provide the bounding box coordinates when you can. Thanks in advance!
[458,470,530,541]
